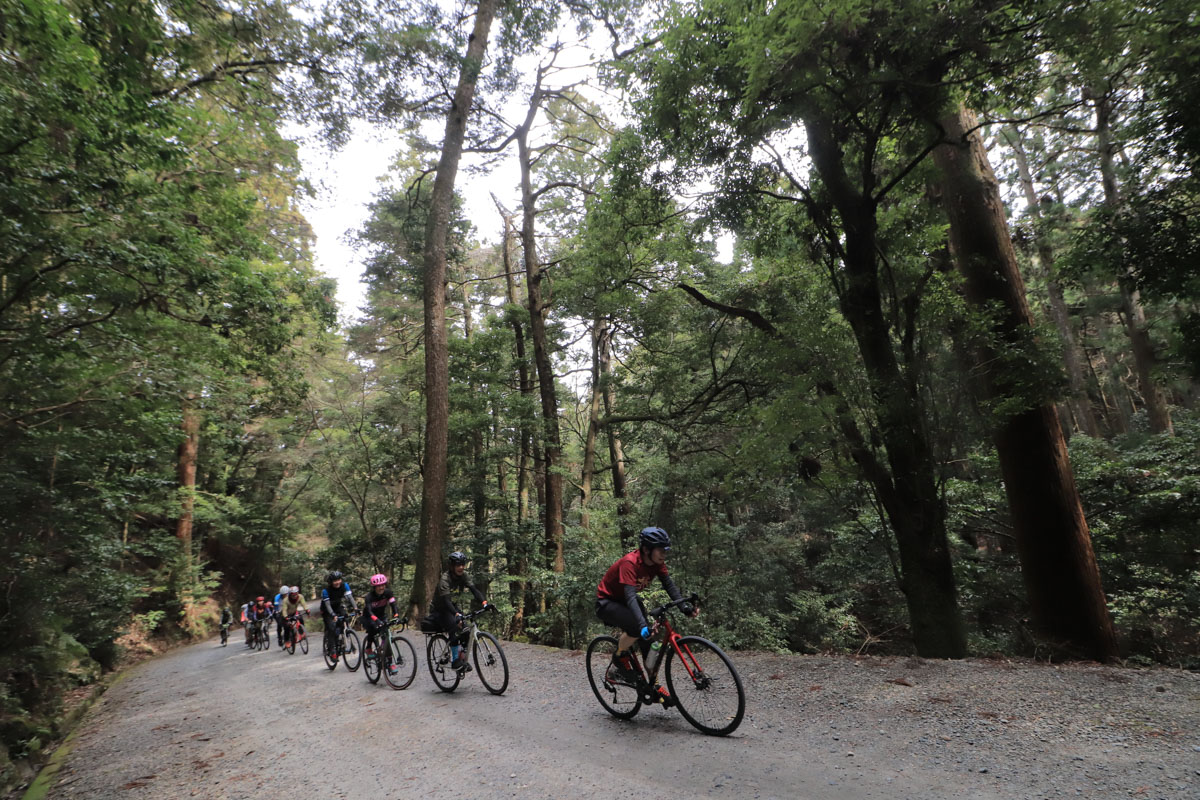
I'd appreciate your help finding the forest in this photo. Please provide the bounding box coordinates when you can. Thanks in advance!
[2,0,1198,782]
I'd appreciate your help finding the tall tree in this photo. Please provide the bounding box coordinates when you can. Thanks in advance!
[934,106,1119,661]
[410,0,499,619]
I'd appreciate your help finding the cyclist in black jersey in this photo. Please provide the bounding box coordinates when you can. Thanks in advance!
[431,552,489,673]
[362,573,402,676]
[320,571,356,663]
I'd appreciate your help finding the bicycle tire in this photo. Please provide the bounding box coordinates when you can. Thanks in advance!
[262,627,271,650]
[285,627,295,655]
[322,630,338,670]
[586,635,642,720]
[363,636,382,684]
[426,634,461,693]
[473,631,509,695]
[664,635,745,736]
[383,635,417,690]
[342,629,361,671]
[299,632,309,655]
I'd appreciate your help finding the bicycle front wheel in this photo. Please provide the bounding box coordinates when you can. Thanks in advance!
[363,637,381,684]
[285,628,295,655]
[426,634,461,693]
[299,631,309,654]
[664,636,745,736]
[342,630,361,671]
[586,636,642,720]
[262,626,271,651]
[322,630,338,670]
[383,635,417,690]
[472,632,509,695]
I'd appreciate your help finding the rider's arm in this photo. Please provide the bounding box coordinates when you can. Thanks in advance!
[343,585,357,614]
[320,590,337,618]
[465,579,485,606]
[659,573,684,603]
[622,584,650,632]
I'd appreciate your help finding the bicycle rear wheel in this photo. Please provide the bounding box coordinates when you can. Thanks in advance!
[322,630,338,670]
[383,635,417,690]
[363,636,381,684]
[586,636,642,720]
[342,630,361,671]
[426,634,461,693]
[472,632,509,695]
[664,636,745,736]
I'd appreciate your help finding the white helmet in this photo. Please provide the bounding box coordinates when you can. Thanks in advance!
[290,586,300,594]
[279,585,289,596]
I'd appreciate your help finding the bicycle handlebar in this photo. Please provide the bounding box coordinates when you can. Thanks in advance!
[459,604,498,622]
[647,593,701,620]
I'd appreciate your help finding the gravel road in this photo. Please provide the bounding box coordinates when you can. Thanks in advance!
[42,628,1200,800]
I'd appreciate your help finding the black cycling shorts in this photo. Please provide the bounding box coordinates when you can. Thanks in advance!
[595,597,646,637]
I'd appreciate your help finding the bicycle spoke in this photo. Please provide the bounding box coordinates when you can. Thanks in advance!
[665,636,745,736]
[586,635,642,720]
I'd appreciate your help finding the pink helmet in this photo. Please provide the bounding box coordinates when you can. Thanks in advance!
[369,573,388,586]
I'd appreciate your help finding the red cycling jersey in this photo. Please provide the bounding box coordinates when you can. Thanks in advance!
[596,549,668,601]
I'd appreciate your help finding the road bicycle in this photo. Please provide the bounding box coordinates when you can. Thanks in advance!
[425,606,508,695]
[322,612,362,671]
[586,594,745,736]
[362,616,418,690]
[251,618,272,651]
[283,613,310,655]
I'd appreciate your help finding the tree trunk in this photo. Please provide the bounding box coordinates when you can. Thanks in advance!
[934,105,1118,661]
[175,393,200,582]
[496,207,531,633]
[1003,126,1100,437]
[598,321,632,549]
[516,92,565,579]
[803,106,967,658]
[409,0,497,621]
[1094,91,1172,435]
[579,315,605,530]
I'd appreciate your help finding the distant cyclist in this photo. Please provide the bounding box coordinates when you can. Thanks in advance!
[320,571,357,664]
[431,552,489,673]
[273,584,290,646]
[278,586,309,646]
[362,574,402,676]
[596,527,698,694]
[247,596,274,644]
[240,600,253,645]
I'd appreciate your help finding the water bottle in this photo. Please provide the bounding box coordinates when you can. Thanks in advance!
[645,641,662,672]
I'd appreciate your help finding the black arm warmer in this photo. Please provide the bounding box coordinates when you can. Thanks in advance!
[623,584,648,631]
[660,574,683,603]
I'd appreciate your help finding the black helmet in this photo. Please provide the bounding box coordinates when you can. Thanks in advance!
[448,551,468,566]
[639,526,671,551]
[326,570,343,584]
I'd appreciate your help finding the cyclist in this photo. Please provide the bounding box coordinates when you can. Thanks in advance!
[278,586,309,646]
[362,574,402,676]
[219,606,233,644]
[596,526,698,696]
[432,552,489,673]
[240,600,253,645]
[273,584,290,646]
[247,595,274,644]
[320,571,357,663]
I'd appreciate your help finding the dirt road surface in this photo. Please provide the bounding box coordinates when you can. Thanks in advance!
[40,630,1200,800]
